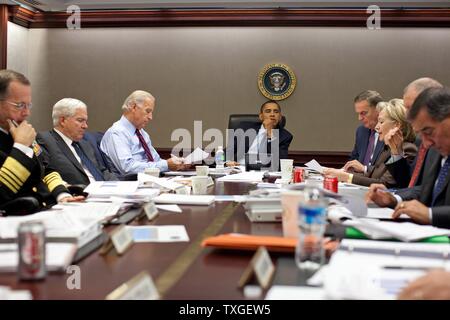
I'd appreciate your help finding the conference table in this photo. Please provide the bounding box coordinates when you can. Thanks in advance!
[0,180,292,300]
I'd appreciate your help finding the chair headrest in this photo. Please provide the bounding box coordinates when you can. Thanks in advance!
[228,114,286,130]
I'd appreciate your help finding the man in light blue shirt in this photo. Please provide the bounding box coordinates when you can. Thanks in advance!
[100,90,188,175]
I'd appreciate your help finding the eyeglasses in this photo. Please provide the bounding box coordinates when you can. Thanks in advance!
[3,101,32,110]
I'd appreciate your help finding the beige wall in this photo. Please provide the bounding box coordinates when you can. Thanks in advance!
[7,22,28,76]
[8,26,450,152]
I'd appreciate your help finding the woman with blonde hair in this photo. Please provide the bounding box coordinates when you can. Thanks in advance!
[324,99,417,188]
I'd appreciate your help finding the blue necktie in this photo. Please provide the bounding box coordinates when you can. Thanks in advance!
[72,142,104,181]
[363,130,375,166]
[432,157,450,206]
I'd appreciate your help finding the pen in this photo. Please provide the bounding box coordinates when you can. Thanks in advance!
[383,266,430,271]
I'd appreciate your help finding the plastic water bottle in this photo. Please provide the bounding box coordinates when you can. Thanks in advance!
[215,146,225,169]
[295,187,327,271]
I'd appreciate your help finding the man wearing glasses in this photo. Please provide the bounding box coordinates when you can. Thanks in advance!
[0,69,83,211]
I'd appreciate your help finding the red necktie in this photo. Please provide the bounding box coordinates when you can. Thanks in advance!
[135,129,154,162]
[408,143,427,188]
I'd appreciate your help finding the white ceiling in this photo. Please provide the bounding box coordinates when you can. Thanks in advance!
[7,0,450,12]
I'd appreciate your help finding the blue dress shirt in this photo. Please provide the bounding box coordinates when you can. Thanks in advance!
[100,116,168,174]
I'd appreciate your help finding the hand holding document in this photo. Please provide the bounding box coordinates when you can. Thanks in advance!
[304,159,325,174]
[182,147,210,165]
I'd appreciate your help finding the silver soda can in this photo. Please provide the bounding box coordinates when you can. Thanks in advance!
[18,221,46,280]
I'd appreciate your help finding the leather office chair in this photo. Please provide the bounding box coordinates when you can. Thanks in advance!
[227,114,286,171]
[228,114,286,131]
[83,131,137,181]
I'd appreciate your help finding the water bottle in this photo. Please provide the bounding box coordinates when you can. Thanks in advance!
[215,146,225,169]
[295,187,327,271]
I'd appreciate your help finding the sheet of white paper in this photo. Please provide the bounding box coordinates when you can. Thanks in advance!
[324,250,449,300]
[84,181,139,196]
[155,204,182,213]
[304,159,325,174]
[367,208,408,220]
[154,194,215,205]
[126,225,189,242]
[265,286,326,300]
[214,195,248,202]
[138,173,184,191]
[0,286,32,300]
[0,243,77,272]
[217,171,265,182]
[183,148,210,164]
[306,266,328,286]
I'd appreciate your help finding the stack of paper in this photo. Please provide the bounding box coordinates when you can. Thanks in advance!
[343,219,450,242]
[0,243,77,272]
[85,181,160,201]
[0,286,32,300]
[323,239,450,299]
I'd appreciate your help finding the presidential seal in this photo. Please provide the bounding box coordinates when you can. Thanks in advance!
[258,63,297,101]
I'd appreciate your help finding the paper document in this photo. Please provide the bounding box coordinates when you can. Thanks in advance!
[0,243,77,272]
[138,173,184,191]
[154,194,215,205]
[155,204,182,213]
[367,208,408,220]
[126,225,189,242]
[343,219,450,242]
[183,148,210,164]
[0,286,32,300]
[265,286,326,300]
[217,171,265,183]
[304,159,325,174]
[84,181,139,196]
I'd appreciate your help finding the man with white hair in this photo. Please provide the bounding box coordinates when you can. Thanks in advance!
[37,98,117,185]
[101,90,188,174]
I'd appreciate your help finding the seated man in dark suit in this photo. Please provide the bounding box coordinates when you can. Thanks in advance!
[37,98,117,185]
[349,90,385,169]
[226,100,293,170]
[366,87,450,229]
[0,69,82,209]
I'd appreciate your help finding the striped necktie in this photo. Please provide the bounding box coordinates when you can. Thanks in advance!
[135,129,154,162]
[72,142,104,181]
[432,157,450,206]
[408,144,427,188]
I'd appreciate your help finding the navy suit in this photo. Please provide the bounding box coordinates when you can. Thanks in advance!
[37,130,117,185]
[350,125,385,165]
[396,148,450,228]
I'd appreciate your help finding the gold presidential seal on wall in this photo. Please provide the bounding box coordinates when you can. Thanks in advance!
[258,63,297,101]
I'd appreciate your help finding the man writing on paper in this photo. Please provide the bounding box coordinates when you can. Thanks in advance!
[366,87,450,228]
[0,69,83,209]
[37,98,117,185]
[101,90,190,175]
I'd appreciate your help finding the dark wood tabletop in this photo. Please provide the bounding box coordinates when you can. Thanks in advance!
[0,181,289,300]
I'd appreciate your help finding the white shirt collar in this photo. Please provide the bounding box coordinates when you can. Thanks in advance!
[54,128,74,146]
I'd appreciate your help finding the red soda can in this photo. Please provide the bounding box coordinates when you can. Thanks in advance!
[323,175,338,193]
[293,167,304,183]
[18,221,46,280]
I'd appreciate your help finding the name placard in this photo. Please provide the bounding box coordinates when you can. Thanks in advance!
[238,246,275,289]
[106,271,160,300]
[143,201,159,221]
[110,224,133,255]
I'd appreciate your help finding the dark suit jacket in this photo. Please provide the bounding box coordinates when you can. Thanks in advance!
[350,125,385,165]
[0,130,68,207]
[227,121,293,163]
[351,142,417,188]
[396,148,450,228]
[387,137,426,189]
[37,130,117,185]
